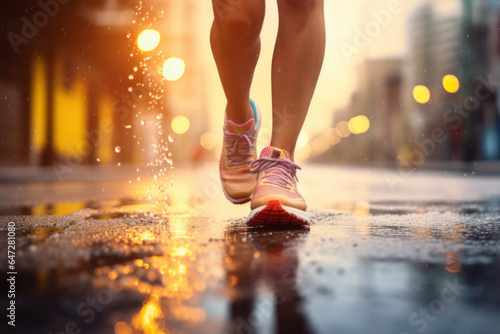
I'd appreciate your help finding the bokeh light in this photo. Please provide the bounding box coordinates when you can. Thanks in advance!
[336,121,351,138]
[162,57,185,81]
[137,29,161,52]
[200,132,217,150]
[348,115,370,134]
[324,128,341,145]
[171,116,190,135]
[413,85,431,104]
[442,74,460,93]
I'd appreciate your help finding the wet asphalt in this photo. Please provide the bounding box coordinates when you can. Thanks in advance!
[1,164,500,334]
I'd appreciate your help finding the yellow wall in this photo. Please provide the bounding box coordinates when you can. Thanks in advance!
[53,58,88,158]
[30,56,116,165]
[97,94,114,164]
[30,55,47,154]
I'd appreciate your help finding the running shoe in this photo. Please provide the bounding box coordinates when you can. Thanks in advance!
[247,146,309,226]
[219,99,261,204]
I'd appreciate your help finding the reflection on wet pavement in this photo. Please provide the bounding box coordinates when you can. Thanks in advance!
[224,226,312,334]
[330,198,500,216]
[0,166,500,334]
[0,198,147,216]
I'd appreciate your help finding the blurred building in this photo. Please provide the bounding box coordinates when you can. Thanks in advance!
[404,1,464,161]
[403,0,499,162]
[316,0,500,165]
[313,58,403,164]
[471,0,500,160]
[1,0,134,167]
[356,58,404,162]
[0,0,209,169]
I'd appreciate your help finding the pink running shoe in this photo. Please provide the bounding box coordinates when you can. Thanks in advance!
[220,100,261,204]
[247,146,309,226]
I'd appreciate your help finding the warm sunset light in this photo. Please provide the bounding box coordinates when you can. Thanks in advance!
[132,297,164,334]
[413,85,431,104]
[162,57,185,81]
[137,29,161,52]
[7,2,500,333]
[297,130,309,148]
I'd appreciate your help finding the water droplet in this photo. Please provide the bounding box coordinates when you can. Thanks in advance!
[156,114,163,120]
[141,120,146,126]
[129,74,134,80]
[124,125,132,129]
[168,134,174,142]
[133,66,138,72]
[96,158,101,162]
[117,162,121,166]
[128,87,133,92]
[115,146,121,153]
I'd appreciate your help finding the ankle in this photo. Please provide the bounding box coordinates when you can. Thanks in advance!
[226,101,255,124]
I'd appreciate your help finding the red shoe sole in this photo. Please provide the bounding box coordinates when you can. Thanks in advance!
[247,200,309,227]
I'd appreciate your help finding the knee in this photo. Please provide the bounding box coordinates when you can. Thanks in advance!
[223,12,256,39]
[213,2,264,40]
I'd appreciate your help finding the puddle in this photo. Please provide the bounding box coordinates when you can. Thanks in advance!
[0,198,147,216]
[85,212,137,220]
[330,199,500,216]
[28,226,69,245]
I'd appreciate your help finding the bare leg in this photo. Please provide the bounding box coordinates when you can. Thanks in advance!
[271,0,325,160]
[210,0,266,124]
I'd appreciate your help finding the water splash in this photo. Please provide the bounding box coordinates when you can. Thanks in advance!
[126,0,174,214]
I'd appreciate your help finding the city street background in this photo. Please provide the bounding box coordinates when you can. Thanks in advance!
[1,0,500,333]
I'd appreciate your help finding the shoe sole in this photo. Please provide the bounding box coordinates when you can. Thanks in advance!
[222,186,252,205]
[247,200,310,226]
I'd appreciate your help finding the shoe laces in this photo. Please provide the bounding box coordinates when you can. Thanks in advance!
[249,157,301,187]
[223,127,256,166]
